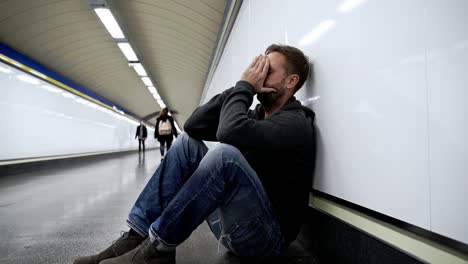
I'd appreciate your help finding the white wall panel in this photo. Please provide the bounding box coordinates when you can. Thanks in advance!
[426,0,468,244]
[286,0,430,229]
[0,61,156,161]
[203,0,467,243]
[203,1,252,102]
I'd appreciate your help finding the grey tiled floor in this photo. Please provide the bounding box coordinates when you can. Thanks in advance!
[0,150,316,264]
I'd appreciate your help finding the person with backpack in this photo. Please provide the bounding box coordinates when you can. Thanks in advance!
[154,108,178,158]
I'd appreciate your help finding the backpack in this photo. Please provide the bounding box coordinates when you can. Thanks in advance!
[158,119,172,136]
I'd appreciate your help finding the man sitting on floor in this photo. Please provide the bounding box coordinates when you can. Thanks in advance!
[74,44,316,264]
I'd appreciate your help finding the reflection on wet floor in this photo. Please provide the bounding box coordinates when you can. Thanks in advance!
[0,149,224,264]
[0,149,315,264]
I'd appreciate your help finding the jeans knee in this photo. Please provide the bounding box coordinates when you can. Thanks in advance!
[179,132,201,144]
[173,132,190,148]
[172,132,208,156]
[179,131,189,140]
[210,143,243,160]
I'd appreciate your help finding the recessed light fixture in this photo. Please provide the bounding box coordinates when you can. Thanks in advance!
[141,76,153,86]
[117,42,138,61]
[94,8,125,39]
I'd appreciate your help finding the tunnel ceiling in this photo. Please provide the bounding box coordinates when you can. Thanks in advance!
[0,0,228,126]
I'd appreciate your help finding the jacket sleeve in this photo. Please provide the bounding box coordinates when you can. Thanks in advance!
[184,87,235,141]
[216,81,305,151]
[154,119,160,139]
[135,126,138,139]
[169,116,178,137]
[143,126,147,138]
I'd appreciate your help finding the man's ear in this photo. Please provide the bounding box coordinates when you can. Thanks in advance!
[286,73,299,91]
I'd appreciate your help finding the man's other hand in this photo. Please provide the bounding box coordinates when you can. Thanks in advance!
[241,55,276,94]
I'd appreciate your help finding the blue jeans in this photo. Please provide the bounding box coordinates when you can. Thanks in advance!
[127,132,283,256]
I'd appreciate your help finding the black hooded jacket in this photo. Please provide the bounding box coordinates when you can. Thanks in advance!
[184,81,316,244]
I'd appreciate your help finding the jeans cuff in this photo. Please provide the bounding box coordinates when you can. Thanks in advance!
[126,219,148,238]
[149,228,177,252]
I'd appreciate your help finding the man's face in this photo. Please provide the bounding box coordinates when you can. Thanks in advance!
[258,52,288,106]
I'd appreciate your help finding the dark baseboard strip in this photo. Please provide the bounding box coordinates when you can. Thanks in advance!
[0,148,156,176]
[311,189,468,256]
[302,206,424,264]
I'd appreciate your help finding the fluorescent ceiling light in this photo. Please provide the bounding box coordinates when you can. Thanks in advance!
[41,85,61,93]
[141,76,153,86]
[298,20,336,47]
[118,42,138,61]
[338,0,366,13]
[152,93,161,100]
[132,63,147,76]
[17,74,39,85]
[148,86,157,94]
[94,8,125,39]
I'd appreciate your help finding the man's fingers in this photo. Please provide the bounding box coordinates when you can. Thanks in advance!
[242,55,260,82]
[261,56,269,76]
[243,55,270,90]
[259,87,276,94]
[256,56,268,77]
[252,55,264,70]
[249,55,260,69]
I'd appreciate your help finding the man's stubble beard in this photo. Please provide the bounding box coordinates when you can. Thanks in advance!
[258,79,286,107]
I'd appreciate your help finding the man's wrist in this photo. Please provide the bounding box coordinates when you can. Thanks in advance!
[236,80,256,95]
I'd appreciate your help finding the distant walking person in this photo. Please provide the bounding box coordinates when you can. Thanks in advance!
[135,120,148,152]
[155,108,178,158]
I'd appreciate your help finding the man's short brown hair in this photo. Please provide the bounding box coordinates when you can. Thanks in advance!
[265,44,310,92]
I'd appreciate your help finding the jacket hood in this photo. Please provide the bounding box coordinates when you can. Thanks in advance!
[283,96,316,124]
[255,96,315,124]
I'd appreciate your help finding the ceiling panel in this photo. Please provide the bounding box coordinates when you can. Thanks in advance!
[0,0,229,127]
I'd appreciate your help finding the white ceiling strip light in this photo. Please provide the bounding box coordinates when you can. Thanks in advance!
[132,63,147,76]
[93,3,169,115]
[148,86,157,94]
[141,77,153,86]
[94,8,125,39]
[117,42,138,61]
